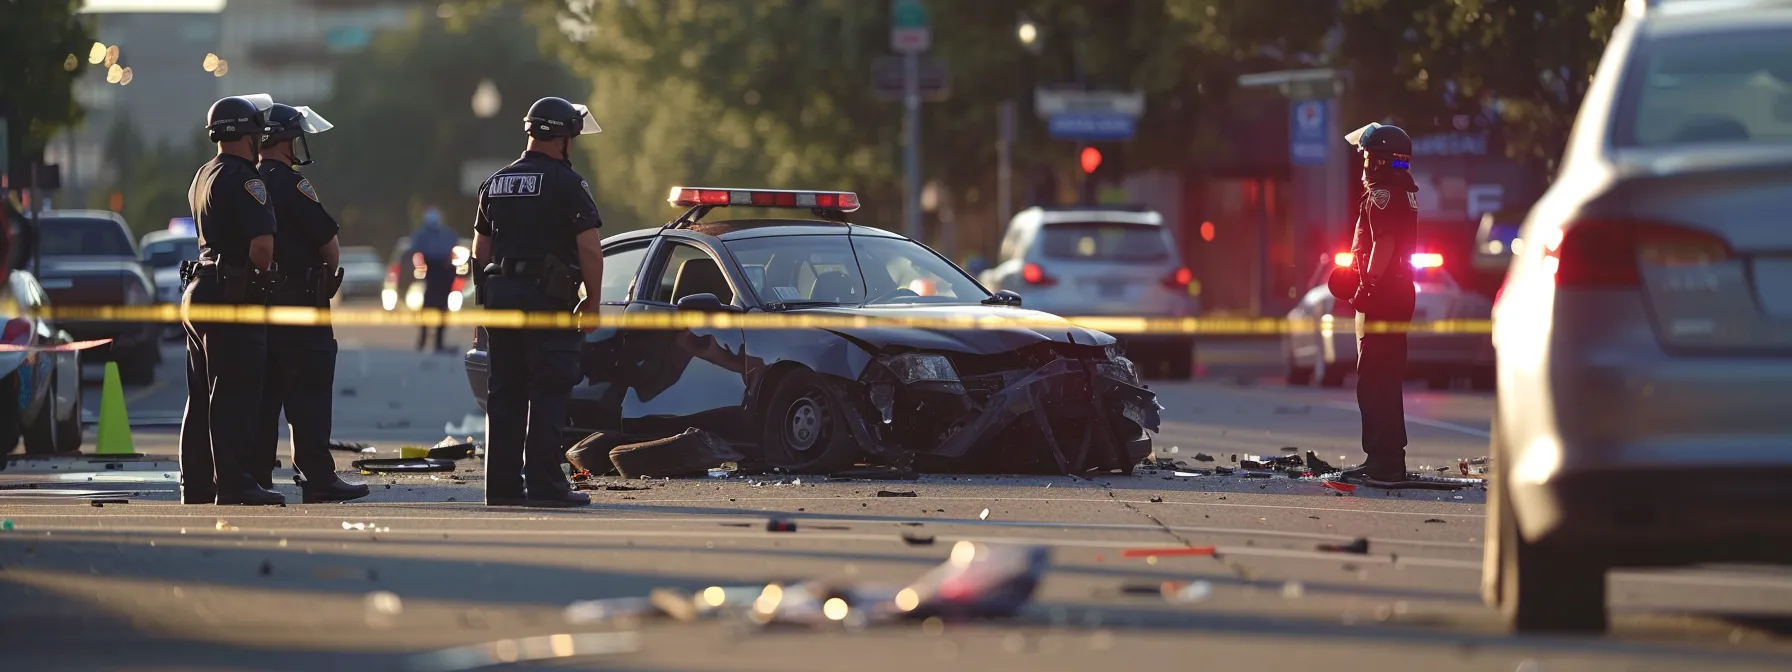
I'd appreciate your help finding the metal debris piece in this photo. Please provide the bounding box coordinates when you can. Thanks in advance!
[1424,518,1447,524]
[1193,453,1215,462]
[876,490,917,498]
[901,533,935,546]
[352,457,454,474]
[1305,451,1338,473]
[563,596,660,624]
[767,519,797,532]
[329,440,373,453]
[1120,547,1214,559]
[896,542,1050,621]
[1148,496,1163,503]
[1318,538,1370,554]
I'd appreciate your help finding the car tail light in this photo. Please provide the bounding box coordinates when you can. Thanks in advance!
[2,318,31,345]
[1546,219,1731,288]
[1161,266,1193,289]
[1021,262,1055,286]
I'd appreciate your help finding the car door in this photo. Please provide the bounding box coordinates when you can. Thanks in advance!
[564,238,652,435]
[617,234,751,442]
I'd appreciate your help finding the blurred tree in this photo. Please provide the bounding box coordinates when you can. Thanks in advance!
[308,3,589,248]
[0,0,93,174]
[1340,0,1624,175]
[99,118,209,236]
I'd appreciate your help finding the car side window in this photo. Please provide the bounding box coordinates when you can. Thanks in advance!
[647,241,733,305]
[598,243,649,304]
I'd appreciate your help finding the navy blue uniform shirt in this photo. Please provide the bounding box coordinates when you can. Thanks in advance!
[258,161,339,273]
[473,151,601,264]
[189,154,276,263]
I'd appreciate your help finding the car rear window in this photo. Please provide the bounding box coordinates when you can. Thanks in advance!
[1039,222,1170,262]
[1617,27,1792,148]
[41,218,135,257]
[142,240,200,268]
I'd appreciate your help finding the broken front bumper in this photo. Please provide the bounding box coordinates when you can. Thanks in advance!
[828,350,1163,475]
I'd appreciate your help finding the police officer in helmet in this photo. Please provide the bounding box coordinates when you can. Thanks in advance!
[471,96,606,507]
[1336,122,1420,485]
[180,94,284,505]
[250,102,370,503]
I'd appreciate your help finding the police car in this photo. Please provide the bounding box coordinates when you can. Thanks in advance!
[465,187,1161,475]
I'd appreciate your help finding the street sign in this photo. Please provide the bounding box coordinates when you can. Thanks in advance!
[872,56,949,101]
[891,0,930,52]
[1290,99,1329,166]
[1048,113,1136,142]
[1034,88,1145,118]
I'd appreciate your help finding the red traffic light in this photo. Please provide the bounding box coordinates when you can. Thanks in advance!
[1079,147,1102,174]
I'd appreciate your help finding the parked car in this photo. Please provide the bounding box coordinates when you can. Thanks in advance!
[0,270,86,461]
[464,187,1161,475]
[139,231,200,305]
[382,236,473,312]
[30,210,159,384]
[1482,0,1792,633]
[979,206,1199,380]
[336,246,386,301]
[1283,251,1495,389]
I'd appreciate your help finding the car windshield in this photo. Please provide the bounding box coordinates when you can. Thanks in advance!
[1617,28,1792,148]
[725,234,989,306]
[1039,222,1171,262]
[41,217,135,257]
[341,249,381,266]
[142,240,200,268]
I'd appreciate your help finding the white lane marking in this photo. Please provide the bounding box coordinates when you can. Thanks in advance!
[29,523,1792,591]
[0,495,1483,519]
[1322,401,1492,438]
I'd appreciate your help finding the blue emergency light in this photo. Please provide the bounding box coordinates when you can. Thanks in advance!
[168,217,196,236]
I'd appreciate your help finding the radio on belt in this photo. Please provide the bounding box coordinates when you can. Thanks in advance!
[667,187,861,212]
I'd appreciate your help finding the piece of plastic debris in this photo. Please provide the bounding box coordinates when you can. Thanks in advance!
[1172,471,1203,477]
[215,519,237,531]
[877,490,917,497]
[1424,518,1446,524]
[1193,453,1215,462]
[707,468,732,478]
[767,519,797,532]
[978,509,990,520]
[1119,547,1215,558]
[1281,581,1306,598]
[352,457,454,474]
[1321,480,1357,494]
[364,591,403,627]
[901,533,935,546]
[1147,495,1164,503]
[1164,580,1213,603]
[1318,538,1370,554]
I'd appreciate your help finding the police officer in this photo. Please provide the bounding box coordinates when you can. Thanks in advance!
[181,95,284,505]
[1339,122,1419,484]
[250,102,371,503]
[470,96,606,507]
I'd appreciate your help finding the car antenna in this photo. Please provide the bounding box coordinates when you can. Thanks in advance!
[664,205,714,230]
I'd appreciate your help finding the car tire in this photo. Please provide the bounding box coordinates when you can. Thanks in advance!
[0,373,21,459]
[760,369,860,474]
[119,348,157,386]
[1489,427,1610,633]
[1316,356,1348,388]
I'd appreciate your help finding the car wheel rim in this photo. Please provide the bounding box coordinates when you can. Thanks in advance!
[785,394,826,453]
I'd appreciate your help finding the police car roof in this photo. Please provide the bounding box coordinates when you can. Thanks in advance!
[606,219,905,245]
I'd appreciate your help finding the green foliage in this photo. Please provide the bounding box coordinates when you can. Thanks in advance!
[99,119,210,236]
[0,0,93,168]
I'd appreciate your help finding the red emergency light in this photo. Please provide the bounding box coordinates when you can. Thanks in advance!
[668,187,861,213]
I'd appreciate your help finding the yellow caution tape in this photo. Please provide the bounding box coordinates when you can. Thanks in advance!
[9,304,1494,335]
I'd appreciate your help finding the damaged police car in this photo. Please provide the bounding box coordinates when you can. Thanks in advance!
[465,187,1161,475]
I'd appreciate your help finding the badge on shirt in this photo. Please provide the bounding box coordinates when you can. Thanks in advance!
[245,179,269,205]
[1369,188,1391,210]
[297,178,320,203]
[1406,192,1419,211]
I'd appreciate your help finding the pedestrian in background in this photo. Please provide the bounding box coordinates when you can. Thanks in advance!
[410,207,458,352]
[1338,122,1419,485]
[471,96,605,508]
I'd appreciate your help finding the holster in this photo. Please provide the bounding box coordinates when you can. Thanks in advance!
[314,266,345,308]
[496,256,580,309]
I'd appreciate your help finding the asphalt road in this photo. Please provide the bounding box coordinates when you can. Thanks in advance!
[2,317,1789,671]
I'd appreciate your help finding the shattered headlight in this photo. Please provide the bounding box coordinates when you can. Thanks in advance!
[886,352,959,384]
[1097,347,1140,384]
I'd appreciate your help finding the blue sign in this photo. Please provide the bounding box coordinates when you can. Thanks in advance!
[1048,113,1136,141]
[1290,99,1329,166]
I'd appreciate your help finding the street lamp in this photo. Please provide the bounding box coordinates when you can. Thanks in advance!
[471,79,501,119]
[1016,14,1042,54]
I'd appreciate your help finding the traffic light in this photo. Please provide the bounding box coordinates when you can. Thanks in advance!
[1079,147,1102,174]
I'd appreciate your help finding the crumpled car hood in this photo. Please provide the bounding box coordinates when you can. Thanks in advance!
[798,304,1117,355]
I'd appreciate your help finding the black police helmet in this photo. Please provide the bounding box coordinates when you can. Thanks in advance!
[206,96,265,142]
[262,103,306,144]
[524,96,601,139]
[1346,122,1413,157]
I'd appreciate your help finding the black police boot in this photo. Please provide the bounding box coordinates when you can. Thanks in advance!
[524,489,591,508]
[218,482,286,506]
[485,487,529,507]
[300,478,371,504]
[182,490,217,505]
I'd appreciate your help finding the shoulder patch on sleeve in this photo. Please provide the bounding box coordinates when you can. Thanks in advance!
[581,180,591,194]
[297,178,320,203]
[1406,191,1419,211]
[1369,188,1391,210]
[245,179,269,205]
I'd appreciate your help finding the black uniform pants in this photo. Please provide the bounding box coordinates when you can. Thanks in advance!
[482,276,582,499]
[419,260,455,351]
[179,277,267,499]
[1354,282,1416,470]
[253,324,339,489]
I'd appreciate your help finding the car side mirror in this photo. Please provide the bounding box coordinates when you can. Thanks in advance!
[675,293,741,313]
[982,290,1022,307]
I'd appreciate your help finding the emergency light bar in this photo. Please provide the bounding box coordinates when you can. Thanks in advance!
[1333,252,1445,269]
[668,187,861,213]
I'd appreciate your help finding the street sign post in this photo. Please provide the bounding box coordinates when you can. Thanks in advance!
[892,0,929,242]
[1048,113,1136,142]
[872,56,949,101]
[1035,89,1144,142]
[1290,99,1329,166]
[890,0,930,53]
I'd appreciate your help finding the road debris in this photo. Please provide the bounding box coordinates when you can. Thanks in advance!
[608,428,744,479]
[1318,538,1370,554]
[1193,453,1215,462]
[1148,496,1163,503]
[427,436,480,460]
[978,508,990,520]
[766,519,797,532]
[1424,518,1447,524]
[602,485,648,492]
[352,457,455,474]
[1,520,12,531]
[1281,581,1306,598]
[215,519,237,531]
[364,590,403,628]
[1119,547,1215,559]
[329,440,374,453]
[901,533,935,546]
[876,490,917,498]
[1163,580,1213,603]
[1321,480,1357,494]
[259,560,272,576]
[89,498,128,506]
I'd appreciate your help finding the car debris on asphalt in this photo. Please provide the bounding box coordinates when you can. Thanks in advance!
[1318,538,1371,554]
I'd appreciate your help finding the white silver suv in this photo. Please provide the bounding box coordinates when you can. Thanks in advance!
[980,206,1199,379]
[1484,0,1792,633]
